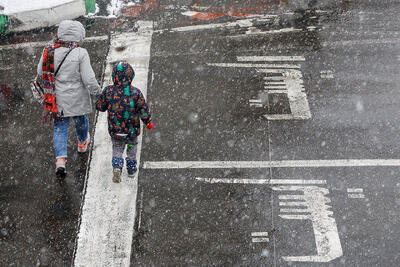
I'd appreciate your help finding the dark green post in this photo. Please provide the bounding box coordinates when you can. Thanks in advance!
[85,0,96,14]
[0,15,7,34]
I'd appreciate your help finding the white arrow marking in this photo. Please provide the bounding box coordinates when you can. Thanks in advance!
[197,178,343,262]
[275,186,343,262]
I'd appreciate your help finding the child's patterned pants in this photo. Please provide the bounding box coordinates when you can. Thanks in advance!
[111,136,138,170]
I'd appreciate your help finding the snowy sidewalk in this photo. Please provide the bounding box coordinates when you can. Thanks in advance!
[0,0,93,33]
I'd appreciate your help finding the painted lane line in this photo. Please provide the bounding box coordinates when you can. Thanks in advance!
[238,56,305,62]
[170,14,276,32]
[279,195,304,200]
[228,27,303,38]
[323,38,400,47]
[143,159,400,169]
[251,232,269,237]
[347,188,363,193]
[320,70,334,79]
[279,202,307,206]
[347,188,365,198]
[73,21,153,267]
[267,89,287,94]
[207,63,301,69]
[281,214,310,220]
[249,99,263,108]
[252,237,270,243]
[0,35,108,50]
[265,114,295,120]
[348,194,365,199]
[195,178,326,185]
[280,208,311,213]
[171,18,253,32]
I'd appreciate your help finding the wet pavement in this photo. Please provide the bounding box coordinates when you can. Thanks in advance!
[2,0,400,266]
[0,25,109,265]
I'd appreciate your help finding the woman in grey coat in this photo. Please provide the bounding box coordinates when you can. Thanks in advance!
[37,20,102,177]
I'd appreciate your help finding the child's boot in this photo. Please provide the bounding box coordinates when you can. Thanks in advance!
[126,158,137,178]
[112,157,124,183]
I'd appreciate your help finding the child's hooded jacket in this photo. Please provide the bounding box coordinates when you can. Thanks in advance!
[96,62,152,141]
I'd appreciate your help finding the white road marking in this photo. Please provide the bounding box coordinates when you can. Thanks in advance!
[279,195,304,200]
[348,194,365,199]
[323,38,400,47]
[265,114,295,120]
[207,63,301,69]
[209,56,310,120]
[249,99,263,108]
[143,159,400,169]
[198,178,343,262]
[347,188,365,198]
[73,21,153,267]
[274,186,342,262]
[195,178,327,185]
[252,237,270,243]
[251,232,269,237]
[171,18,254,32]
[169,15,300,34]
[229,27,303,38]
[263,76,285,81]
[320,70,334,79]
[238,56,306,62]
[267,89,287,94]
[258,68,311,120]
[347,188,363,193]
[280,208,310,213]
[279,202,307,206]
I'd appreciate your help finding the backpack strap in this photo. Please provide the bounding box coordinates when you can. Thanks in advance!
[55,48,74,77]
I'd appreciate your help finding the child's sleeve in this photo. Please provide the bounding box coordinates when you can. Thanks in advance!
[137,90,152,125]
[95,88,108,112]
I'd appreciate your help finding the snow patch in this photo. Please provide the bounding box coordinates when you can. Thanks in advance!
[106,0,142,18]
[0,0,78,15]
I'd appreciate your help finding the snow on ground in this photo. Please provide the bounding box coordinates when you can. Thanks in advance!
[106,0,142,17]
[0,0,78,15]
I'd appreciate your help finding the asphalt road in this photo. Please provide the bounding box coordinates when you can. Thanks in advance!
[1,0,400,266]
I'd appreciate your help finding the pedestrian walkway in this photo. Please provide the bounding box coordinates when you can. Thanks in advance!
[73,20,153,267]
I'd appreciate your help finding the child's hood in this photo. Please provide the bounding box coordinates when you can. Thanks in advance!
[112,62,135,87]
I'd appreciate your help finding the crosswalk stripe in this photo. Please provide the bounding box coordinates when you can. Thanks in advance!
[74,21,154,267]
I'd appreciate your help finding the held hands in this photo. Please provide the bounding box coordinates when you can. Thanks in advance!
[146,121,154,130]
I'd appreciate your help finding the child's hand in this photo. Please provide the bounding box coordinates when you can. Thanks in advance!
[146,121,154,130]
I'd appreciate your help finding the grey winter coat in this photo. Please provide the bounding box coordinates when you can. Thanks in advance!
[37,20,101,117]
